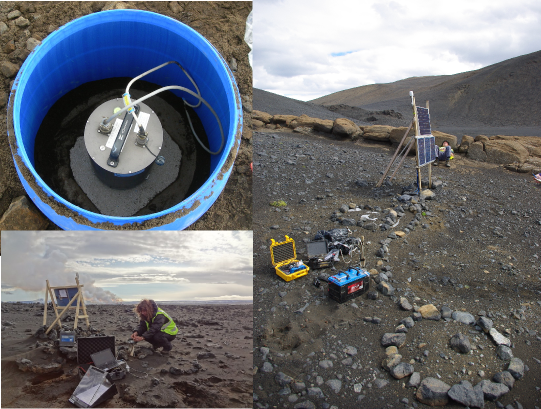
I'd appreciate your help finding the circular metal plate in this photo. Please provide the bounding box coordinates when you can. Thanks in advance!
[84,99,163,176]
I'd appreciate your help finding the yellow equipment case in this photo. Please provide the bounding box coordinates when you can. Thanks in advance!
[270,235,310,281]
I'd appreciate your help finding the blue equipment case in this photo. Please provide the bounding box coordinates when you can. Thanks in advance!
[328,267,370,303]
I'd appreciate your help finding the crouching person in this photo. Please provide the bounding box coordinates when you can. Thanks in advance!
[131,299,178,354]
[433,140,453,167]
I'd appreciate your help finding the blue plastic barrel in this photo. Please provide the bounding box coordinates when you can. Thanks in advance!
[7,10,242,230]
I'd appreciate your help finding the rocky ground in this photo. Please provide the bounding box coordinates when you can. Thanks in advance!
[1,302,253,408]
[0,1,253,232]
[252,128,541,408]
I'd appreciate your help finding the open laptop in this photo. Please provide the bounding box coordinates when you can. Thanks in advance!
[90,349,124,372]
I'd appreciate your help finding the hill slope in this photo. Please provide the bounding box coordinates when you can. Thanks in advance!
[311,50,541,128]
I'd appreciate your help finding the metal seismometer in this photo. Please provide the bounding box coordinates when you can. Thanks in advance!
[83,61,225,190]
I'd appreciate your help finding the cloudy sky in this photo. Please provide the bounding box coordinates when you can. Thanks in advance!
[254,0,541,101]
[1,231,252,303]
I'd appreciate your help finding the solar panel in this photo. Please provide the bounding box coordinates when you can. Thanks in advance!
[417,135,436,167]
[416,106,431,136]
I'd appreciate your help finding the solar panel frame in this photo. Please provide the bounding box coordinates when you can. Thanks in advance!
[416,106,431,136]
[416,135,436,167]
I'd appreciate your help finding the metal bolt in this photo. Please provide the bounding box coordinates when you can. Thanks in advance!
[100,145,105,151]
[110,161,114,165]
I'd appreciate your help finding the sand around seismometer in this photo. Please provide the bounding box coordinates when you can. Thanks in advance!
[1,303,253,408]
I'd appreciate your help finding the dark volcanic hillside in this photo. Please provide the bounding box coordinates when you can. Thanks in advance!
[311,50,541,128]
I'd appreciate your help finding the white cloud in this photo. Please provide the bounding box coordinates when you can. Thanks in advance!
[254,0,541,101]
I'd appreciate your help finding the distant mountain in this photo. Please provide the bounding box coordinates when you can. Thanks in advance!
[311,50,541,128]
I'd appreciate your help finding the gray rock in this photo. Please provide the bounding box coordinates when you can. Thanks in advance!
[366,291,378,300]
[493,371,515,389]
[1,61,19,78]
[373,378,388,388]
[412,312,422,321]
[477,380,510,401]
[363,222,377,231]
[339,204,348,213]
[507,358,524,379]
[449,333,471,353]
[452,311,476,325]
[0,22,8,35]
[293,382,306,392]
[408,372,421,388]
[477,316,493,333]
[416,377,451,406]
[59,346,77,360]
[390,362,414,379]
[26,38,41,51]
[401,316,415,328]
[489,328,511,347]
[381,333,406,348]
[325,379,342,393]
[399,297,413,311]
[197,352,215,359]
[496,345,513,360]
[344,346,357,356]
[294,401,316,409]
[14,16,30,27]
[441,305,453,319]
[341,218,355,226]
[319,359,333,369]
[447,380,484,408]
[261,362,274,373]
[8,10,22,19]
[275,372,293,386]
[307,387,324,398]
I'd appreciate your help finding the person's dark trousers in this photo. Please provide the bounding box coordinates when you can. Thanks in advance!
[146,332,176,351]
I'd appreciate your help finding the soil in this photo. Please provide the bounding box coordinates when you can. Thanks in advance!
[253,128,541,408]
[1,302,253,408]
[0,1,253,230]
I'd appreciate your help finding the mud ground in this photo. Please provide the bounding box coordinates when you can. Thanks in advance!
[0,1,252,231]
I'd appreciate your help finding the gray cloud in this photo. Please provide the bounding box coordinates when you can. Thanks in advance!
[254,0,541,101]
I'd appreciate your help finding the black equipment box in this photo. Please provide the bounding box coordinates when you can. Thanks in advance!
[77,336,116,365]
[306,240,332,269]
[328,267,370,303]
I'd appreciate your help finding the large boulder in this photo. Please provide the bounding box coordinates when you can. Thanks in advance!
[484,140,529,164]
[272,114,298,126]
[0,196,49,236]
[332,118,362,139]
[252,110,273,123]
[458,135,474,153]
[361,125,393,142]
[467,141,487,161]
[432,131,458,150]
[290,114,334,133]
[389,126,415,146]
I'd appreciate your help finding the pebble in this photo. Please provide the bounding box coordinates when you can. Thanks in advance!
[0,61,19,78]
[8,10,22,19]
[14,16,30,27]
[318,360,333,369]
[325,379,341,393]
[0,21,8,35]
[26,38,41,51]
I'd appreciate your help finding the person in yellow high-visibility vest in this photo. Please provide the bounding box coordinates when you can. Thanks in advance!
[131,299,179,354]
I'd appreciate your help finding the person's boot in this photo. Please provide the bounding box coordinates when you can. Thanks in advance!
[445,159,451,167]
[433,159,439,166]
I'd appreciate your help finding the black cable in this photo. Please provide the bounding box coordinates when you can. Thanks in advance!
[144,143,158,158]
